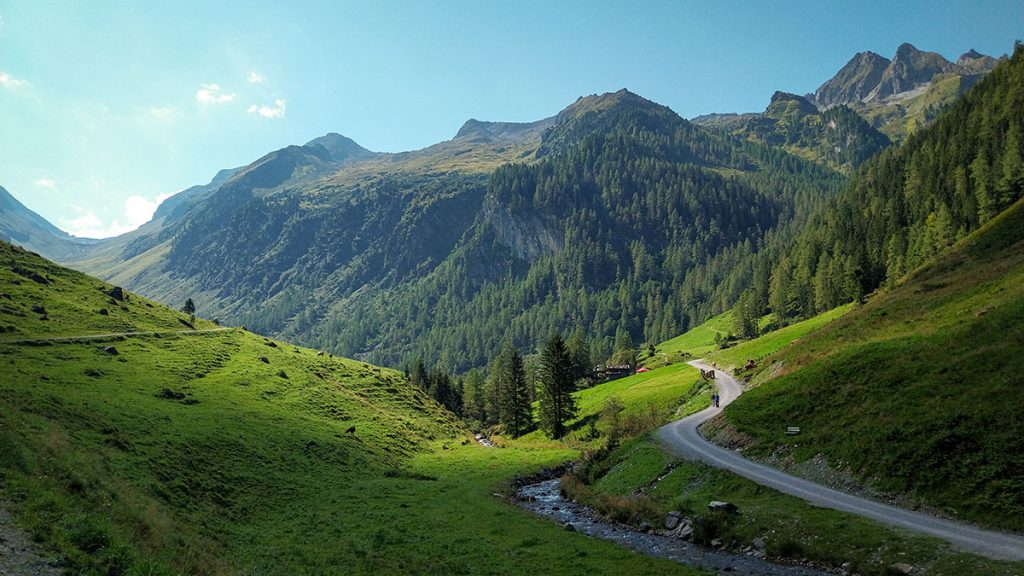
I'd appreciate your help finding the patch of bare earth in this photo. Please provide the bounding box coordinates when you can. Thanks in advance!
[0,505,63,576]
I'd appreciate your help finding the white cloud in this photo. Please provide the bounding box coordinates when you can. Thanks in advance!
[195,83,237,104]
[149,106,178,119]
[61,191,176,239]
[248,72,265,84]
[33,177,56,189]
[0,71,27,88]
[247,98,286,119]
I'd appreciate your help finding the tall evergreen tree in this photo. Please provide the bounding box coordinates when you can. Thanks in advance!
[496,343,532,437]
[410,357,427,391]
[538,334,577,438]
[461,368,487,424]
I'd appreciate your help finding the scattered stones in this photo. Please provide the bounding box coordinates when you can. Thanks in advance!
[709,501,739,513]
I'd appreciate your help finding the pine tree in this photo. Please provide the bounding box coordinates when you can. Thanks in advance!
[182,298,196,324]
[410,358,427,391]
[496,343,532,437]
[538,334,577,438]
[461,369,487,424]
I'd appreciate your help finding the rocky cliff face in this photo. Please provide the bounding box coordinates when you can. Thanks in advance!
[812,51,891,109]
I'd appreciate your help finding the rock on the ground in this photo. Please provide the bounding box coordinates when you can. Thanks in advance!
[891,563,915,575]
[709,501,739,513]
[638,521,652,533]
[752,537,766,550]
[665,511,683,530]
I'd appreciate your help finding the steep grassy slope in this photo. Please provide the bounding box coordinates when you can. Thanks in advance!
[706,304,852,371]
[0,241,701,575]
[0,242,220,337]
[722,197,1024,532]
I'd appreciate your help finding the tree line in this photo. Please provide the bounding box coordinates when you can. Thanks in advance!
[408,326,647,438]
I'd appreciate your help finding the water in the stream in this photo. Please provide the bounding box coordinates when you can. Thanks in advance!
[515,479,836,576]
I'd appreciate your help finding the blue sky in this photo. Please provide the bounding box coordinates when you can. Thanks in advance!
[1,1,1021,237]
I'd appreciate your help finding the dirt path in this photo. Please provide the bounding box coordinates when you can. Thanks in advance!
[0,505,63,575]
[0,327,234,345]
[655,361,1024,562]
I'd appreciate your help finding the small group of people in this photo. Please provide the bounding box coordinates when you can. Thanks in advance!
[711,393,721,408]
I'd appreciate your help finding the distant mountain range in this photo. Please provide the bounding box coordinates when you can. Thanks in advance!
[0,42,1012,372]
[809,43,1001,139]
[695,43,1003,150]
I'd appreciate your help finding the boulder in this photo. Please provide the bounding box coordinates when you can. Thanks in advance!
[708,501,738,513]
[752,536,766,550]
[891,564,915,575]
[638,521,652,533]
[664,511,682,530]
[102,346,119,355]
[107,286,127,301]
[711,538,723,548]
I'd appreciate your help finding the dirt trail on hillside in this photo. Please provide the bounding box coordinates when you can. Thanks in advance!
[0,505,63,575]
[655,361,1024,562]
[0,327,233,345]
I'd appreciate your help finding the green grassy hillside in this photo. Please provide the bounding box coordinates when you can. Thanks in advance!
[706,304,852,371]
[0,241,699,575]
[1,242,218,337]
[722,198,1024,532]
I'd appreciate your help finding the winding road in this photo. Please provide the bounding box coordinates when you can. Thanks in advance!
[655,361,1024,562]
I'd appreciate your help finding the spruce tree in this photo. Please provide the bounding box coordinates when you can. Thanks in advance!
[538,334,577,438]
[496,343,532,437]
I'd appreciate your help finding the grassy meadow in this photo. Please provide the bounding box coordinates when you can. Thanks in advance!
[0,241,702,575]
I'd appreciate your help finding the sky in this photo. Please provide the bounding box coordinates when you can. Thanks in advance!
[1,1,1021,238]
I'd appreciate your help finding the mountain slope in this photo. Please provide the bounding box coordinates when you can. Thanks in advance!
[0,185,98,259]
[747,43,1024,324]
[295,90,844,369]
[51,89,843,372]
[720,196,1024,532]
[693,91,891,172]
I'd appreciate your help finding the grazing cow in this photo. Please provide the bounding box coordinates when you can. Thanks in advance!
[345,426,356,434]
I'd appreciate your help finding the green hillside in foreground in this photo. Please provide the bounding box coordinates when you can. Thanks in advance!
[0,241,699,576]
[721,197,1024,532]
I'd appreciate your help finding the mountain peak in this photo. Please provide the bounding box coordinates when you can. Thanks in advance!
[812,51,891,109]
[959,48,985,61]
[559,89,660,119]
[766,92,818,118]
[452,118,555,144]
[894,42,921,59]
[303,133,375,162]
